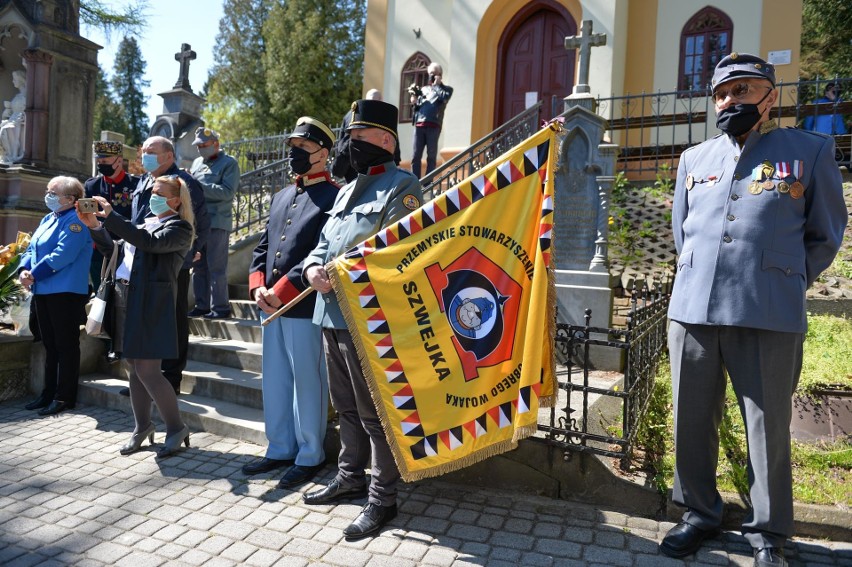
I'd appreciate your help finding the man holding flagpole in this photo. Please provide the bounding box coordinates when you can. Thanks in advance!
[302,99,423,540]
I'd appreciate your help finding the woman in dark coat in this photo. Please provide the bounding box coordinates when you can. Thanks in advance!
[78,175,195,458]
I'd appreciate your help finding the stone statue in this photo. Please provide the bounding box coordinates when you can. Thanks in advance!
[0,70,27,165]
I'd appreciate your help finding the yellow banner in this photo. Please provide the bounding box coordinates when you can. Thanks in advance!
[329,126,558,481]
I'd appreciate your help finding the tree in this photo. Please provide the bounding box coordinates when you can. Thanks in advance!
[202,0,275,139]
[262,0,366,133]
[80,0,147,38]
[800,0,852,80]
[112,36,150,146]
[92,64,130,140]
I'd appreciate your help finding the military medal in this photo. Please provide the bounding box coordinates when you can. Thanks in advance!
[686,173,695,191]
[749,166,763,194]
[790,181,804,199]
[790,160,805,199]
[777,181,790,193]
[762,179,775,190]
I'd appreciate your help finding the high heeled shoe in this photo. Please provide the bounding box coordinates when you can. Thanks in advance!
[156,425,190,458]
[119,423,156,455]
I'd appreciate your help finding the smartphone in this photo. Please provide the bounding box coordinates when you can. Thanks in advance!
[78,198,98,214]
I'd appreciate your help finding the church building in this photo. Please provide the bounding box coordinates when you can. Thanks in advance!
[363,0,803,165]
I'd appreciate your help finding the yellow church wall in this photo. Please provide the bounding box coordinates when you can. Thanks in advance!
[364,0,388,100]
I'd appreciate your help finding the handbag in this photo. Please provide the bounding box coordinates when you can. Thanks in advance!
[86,242,119,339]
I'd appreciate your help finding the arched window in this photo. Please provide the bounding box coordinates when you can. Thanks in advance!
[399,52,432,122]
[678,7,733,93]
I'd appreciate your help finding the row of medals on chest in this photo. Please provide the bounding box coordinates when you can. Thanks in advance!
[686,160,805,199]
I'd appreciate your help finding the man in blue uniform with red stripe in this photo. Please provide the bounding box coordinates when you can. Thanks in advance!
[243,117,339,489]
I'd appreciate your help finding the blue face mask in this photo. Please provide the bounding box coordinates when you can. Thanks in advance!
[142,153,160,172]
[149,194,174,216]
[45,193,62,212]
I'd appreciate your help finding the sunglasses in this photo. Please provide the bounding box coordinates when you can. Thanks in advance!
[713,82,771,104]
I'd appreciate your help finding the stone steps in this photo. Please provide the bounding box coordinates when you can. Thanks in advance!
[78,374,267,445]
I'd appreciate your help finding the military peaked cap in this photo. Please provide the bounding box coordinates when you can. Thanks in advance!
[348,99,399,140]
[93,141,122,158]
[286,117,336,149]
[712,52,776,91]
[192,126,220,146]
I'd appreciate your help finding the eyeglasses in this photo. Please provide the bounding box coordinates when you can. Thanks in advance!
[712,82,771,104]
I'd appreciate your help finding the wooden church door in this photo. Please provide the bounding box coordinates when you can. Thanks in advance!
[495,2,577,127]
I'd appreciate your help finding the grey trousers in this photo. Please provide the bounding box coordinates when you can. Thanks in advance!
[322,328,400,506]
[668,321,803,549]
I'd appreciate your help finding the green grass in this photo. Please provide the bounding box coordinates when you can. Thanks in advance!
[799,314,852,393]
[635,329,852,507]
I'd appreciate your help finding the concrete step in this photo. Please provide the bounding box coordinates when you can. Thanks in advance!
[186,335,263,373]
[182,359,263,410]
[229,299,259,321]
[228,283,250,301]
[78,374,266,445]
[188,316,261,343]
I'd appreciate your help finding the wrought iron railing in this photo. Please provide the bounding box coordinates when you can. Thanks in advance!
[419,102,543,200]
[223,124,344,243]
[595,77,851,175]
[540,276,670,469]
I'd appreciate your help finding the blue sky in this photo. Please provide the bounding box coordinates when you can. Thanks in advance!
[81,0,225,127]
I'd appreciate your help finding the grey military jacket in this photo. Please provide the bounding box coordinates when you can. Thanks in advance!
[669,124,847,334]
[303,161,423,329]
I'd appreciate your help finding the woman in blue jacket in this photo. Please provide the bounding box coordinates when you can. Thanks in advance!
[78,175,195,458]
[19,176,93,416]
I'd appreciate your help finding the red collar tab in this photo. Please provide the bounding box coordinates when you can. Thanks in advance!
[105,170,126,184]
[366,164,388,176]
[300,171,333,187]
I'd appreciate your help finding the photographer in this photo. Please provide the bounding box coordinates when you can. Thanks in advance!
[409,62,453,178]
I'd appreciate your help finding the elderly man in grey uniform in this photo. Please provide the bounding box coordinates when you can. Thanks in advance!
[301,99,423,540]
[660,53,847,567]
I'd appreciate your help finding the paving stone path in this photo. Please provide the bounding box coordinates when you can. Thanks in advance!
[1,400,850,567]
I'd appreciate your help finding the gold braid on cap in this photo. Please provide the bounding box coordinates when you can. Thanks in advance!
[350,120,398,139]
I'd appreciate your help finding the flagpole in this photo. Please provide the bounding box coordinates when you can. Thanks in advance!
[260,287,315,326]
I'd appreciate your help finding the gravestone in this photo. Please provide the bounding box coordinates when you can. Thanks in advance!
[554,20,619,369]
[149,43,204,169]
[0,0,100,240]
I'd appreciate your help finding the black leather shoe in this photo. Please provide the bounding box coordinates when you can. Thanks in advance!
[242,457,294,475]
[188,308,209,317]
[302,478,368,505]
[659,521,719,558]
[38,400,74,416]
[754,547,787,567]
[119,387,130,397]
[343,502,398,540]
[24,395,50,410]
[277,464,324,489]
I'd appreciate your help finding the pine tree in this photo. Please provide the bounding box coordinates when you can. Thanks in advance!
[203,0,274,139]
[263,0,366,132]
[112,36,150,146]
[92,65,130,140]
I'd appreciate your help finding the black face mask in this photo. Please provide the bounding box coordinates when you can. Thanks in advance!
[715,89,772,137]
[349,138,394,175]
[97,162,117,177]
[288,146,321,175]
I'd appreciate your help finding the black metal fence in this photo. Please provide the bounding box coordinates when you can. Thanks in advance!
[222,124,344,243]
[594,77,851,176]
[540,277,670,469]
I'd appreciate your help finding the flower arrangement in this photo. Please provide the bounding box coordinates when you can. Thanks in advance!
[0,232,30,313]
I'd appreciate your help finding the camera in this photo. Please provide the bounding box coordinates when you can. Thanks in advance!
[407,83,422,97]
[77,198,98,214]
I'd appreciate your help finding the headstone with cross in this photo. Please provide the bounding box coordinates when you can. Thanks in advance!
[173,43,197,91]
[564,20,606,97]
[554,20,620,370]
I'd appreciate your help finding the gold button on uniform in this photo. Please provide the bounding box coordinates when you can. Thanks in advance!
[280,235,286,241]
[272,268,279,275]
[287,219,292,225]
[727,214,735,221]
[732,194,740,201]
[734,173,742,180]
[734,156,739,162]
[723,235,732,243]
[275,252,281,258]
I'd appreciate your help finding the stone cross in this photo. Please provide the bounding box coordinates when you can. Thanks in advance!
[564,20,606,95]
[173,43,197,91]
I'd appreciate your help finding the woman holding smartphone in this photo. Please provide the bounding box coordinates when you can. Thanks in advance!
[78,175,194,458]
